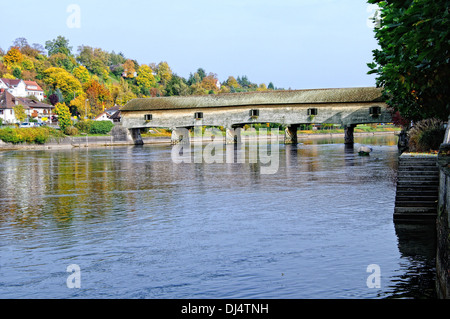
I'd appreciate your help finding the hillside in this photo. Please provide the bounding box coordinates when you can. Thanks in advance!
[0,36,280,118]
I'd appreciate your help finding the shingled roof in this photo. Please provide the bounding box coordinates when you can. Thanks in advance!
[0,90,29,110]
[121,87,385,112]
[0,90,52,110]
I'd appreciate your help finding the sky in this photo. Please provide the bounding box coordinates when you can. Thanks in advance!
[0,0,379,90]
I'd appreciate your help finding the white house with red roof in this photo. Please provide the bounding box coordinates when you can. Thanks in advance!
[0,78,45,101]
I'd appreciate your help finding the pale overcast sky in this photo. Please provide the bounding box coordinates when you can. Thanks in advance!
[0,0,379,90]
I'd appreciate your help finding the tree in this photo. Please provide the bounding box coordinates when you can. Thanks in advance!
[76,45,110,76]
[45,36,72,57]
[54,102,73,131]
[42,67,83,102]
[31,43,45,55]
[48,93,59,106]
[122,59,136,78]
[187,72,202,86]
[367,0,450,122]
[165,74,189,96]
[190,82,207,95]
[109,51,126,66]
[13,104,27,123]
[114,78,137,105]
[21,57,34,71]
[12,67,22,79]
[3,47,24,67]
[48,53,76,72]
[226,76,240,89]
[196,68,206,81]
[69,94,89,118]
[257,83,268,91]
[237,75,254,89]
[83,79,112,115]
[0,62,8,77]
[12,37,29,52]
[156,61,172,86]
[201,73,219,93]
[73,65,90,83]
[136,64,156,93]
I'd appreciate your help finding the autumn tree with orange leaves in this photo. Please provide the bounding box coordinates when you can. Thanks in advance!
[83,79,112,115]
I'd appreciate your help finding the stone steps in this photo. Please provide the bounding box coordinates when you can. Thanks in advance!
[394,154,439,223]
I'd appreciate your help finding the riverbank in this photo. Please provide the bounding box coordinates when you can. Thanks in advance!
[0,135,168,151]
[296,130,398,140]
[0,130,399,151]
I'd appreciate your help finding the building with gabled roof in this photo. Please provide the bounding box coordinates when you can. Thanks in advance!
[0,89,53,124]
[0,89,29,123]
[0,78,45,101]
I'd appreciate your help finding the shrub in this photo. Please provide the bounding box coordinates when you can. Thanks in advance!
[64,126,79,136]
[74,119,92,133]
[89,121,114,134]
[0,127,64,144]
[17,127,49,144]
[0,127,23,144]
[408,118,446,152]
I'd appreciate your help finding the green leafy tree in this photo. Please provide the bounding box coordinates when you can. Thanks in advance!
[187,72,201,86]
[76,45,111,76]
[45,36,73,57]
[48,53,76,72]
[367,0,450,122]
[109,51,126,66]
[196,68,206,81]
[156,61,172,86]
[13,67,22,79]
[165,74,189,96]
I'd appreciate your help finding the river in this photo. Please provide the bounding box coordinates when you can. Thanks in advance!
[0,134,436,299]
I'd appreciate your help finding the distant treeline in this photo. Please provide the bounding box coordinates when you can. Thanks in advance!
[0,36,282,118]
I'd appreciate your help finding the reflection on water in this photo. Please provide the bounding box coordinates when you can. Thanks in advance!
[0,134,437,298]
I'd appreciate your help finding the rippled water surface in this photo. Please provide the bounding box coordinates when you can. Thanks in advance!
[0,134,436,298]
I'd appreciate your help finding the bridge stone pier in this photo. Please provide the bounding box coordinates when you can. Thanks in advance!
[120,87,391,145]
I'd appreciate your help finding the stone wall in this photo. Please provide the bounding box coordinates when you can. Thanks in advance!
[437,143,450,298]
[0,125,171,150]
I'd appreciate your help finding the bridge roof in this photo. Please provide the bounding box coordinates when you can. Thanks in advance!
[121,87,384,112]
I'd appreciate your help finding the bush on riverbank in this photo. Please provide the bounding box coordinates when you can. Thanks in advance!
[0,127,66,144]
[408,118,446,152]
[74,120,114,135]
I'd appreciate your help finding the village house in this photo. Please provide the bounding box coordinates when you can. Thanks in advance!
[0,89,54,124]
[0,78,45,101]
[94,112,112,122]
[94,105,121,123]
